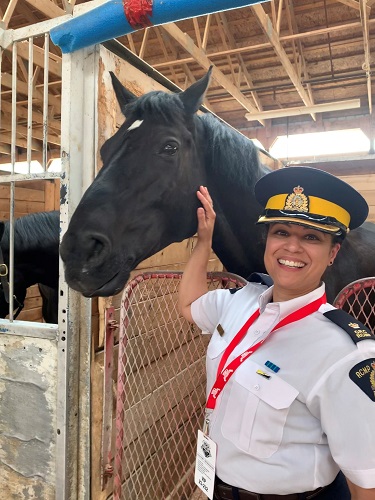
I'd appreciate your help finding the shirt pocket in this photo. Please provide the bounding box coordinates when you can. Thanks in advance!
[221,361,299,458]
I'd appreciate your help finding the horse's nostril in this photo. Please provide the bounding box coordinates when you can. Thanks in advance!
[85,233,111,265]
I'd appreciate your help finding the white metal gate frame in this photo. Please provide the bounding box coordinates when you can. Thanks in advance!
[0,7,100,498]
[105,271,247,499]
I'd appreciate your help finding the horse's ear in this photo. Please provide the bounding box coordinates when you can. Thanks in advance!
[179,66,213,114]
[110,71,136,115]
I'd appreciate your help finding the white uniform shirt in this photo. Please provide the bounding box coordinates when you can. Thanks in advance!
[191,282,375,494]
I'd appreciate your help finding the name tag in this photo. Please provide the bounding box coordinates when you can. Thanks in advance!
[194,430,217,499]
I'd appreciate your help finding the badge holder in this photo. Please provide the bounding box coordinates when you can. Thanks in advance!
[194,410,217,499]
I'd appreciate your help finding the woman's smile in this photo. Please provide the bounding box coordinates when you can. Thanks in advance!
[264,222,340,301]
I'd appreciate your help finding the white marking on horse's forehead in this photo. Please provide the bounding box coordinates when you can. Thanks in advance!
[127,119,144,131]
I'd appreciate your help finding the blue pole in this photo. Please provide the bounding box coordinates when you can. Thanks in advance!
[51,0,264,53]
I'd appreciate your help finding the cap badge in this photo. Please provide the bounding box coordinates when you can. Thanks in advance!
[284,185,309,212]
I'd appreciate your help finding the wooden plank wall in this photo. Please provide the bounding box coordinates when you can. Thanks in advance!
[339,174,375,223]
[0,178,60,322]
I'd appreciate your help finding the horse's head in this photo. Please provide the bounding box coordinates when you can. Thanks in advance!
[60,69,213,297]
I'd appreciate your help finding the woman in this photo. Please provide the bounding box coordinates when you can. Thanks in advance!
[178,167,375,500]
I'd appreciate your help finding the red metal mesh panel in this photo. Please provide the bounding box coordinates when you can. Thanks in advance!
[333,278,375,333]
[113,272,246,500]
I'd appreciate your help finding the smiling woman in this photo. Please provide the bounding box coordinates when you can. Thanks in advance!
[263,223,340,302]
[178,167,375,500]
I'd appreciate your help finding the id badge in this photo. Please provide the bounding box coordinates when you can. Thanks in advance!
[194,430,217,500]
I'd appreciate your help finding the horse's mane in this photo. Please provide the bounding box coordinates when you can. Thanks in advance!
[2,211,59,252]
[199,113,271,188]
[125,91,270,189]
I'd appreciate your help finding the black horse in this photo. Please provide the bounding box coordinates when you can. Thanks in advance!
[60,70,375,303]
[0,211,60,323]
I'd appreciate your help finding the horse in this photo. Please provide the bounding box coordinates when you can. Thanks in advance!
[60,69,375,304]
[0,211,60,323]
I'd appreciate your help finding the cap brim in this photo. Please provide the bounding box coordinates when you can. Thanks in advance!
[256,215,344,234]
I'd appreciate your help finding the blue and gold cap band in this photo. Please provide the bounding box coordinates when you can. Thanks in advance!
[254,167,368,234]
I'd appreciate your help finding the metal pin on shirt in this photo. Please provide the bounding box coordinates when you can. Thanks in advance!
[256,369,271,379]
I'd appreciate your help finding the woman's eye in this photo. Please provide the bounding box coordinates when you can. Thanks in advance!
[161,143,178,155]
[275,230,288,236]
[305,234,319,241]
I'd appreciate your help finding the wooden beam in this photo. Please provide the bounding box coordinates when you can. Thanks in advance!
[139,27,150,60]
[153,19,375,69]
[251,4,313,110]
[1,73,61,110]
[2,0,19,28]
[245,99,361,121]
[16,40,62,78]
[360,0,372,114]
[161,23,263,121]
[24,0,65,18]
[218,12,264,115]
[276,0,284,35]
[1,117,61,145]
[337,0,370,13]
[192,18,202,48]
[202,14,212,51]
[1,100,60,130]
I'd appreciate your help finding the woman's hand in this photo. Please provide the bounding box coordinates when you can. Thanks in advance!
[196,186,216,244]
[177,186,216,323]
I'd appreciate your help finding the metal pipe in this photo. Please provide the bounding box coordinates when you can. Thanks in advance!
[50,0,266,53]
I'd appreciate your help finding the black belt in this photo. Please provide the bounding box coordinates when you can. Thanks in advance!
[214,477,330,500]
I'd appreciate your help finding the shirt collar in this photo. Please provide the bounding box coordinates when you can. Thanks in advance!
[258,282,326,320]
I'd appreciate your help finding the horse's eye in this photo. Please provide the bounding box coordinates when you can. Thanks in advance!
[161,143,178,156]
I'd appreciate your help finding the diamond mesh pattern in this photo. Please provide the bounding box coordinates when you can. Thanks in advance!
[333,277,375,333]
[113,272,246,500]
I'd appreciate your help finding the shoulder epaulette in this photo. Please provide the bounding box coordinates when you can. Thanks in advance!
[323,309,375,344]
[247,272,274,288]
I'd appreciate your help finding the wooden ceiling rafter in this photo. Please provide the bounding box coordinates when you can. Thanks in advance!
[152,18,375,69]
[154,27,180,85]
[359,0,372,113]
[0,0,373,146]
[285,0,316,109]
[161,22,266,124]
[202,14,212,51]
[1,72,60,110]
[217,11,264,112]
[192,17,202,48]
[251,3,316,120]
[2,0,19,28]
[214,13,237,85]
[24,0,65,19]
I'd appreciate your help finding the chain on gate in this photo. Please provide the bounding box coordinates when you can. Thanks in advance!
[102,271,246,499]
[333,277,375,333]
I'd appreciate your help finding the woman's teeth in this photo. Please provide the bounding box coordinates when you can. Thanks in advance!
[278,259,305,268]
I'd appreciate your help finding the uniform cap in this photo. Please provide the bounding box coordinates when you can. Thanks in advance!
[255,167,368,236]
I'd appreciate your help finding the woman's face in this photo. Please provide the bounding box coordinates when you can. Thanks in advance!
[264,222,341,302]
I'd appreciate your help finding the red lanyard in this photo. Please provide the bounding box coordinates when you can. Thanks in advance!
[206,293,326,410]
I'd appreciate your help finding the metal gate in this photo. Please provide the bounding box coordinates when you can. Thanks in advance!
[102,271,246,500]
[333,277,375,332]
[0,13,96,499]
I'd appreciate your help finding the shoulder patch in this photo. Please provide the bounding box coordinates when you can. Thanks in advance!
[349,358,375,401]
[247,272,274,288]
[323,309,374,344]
